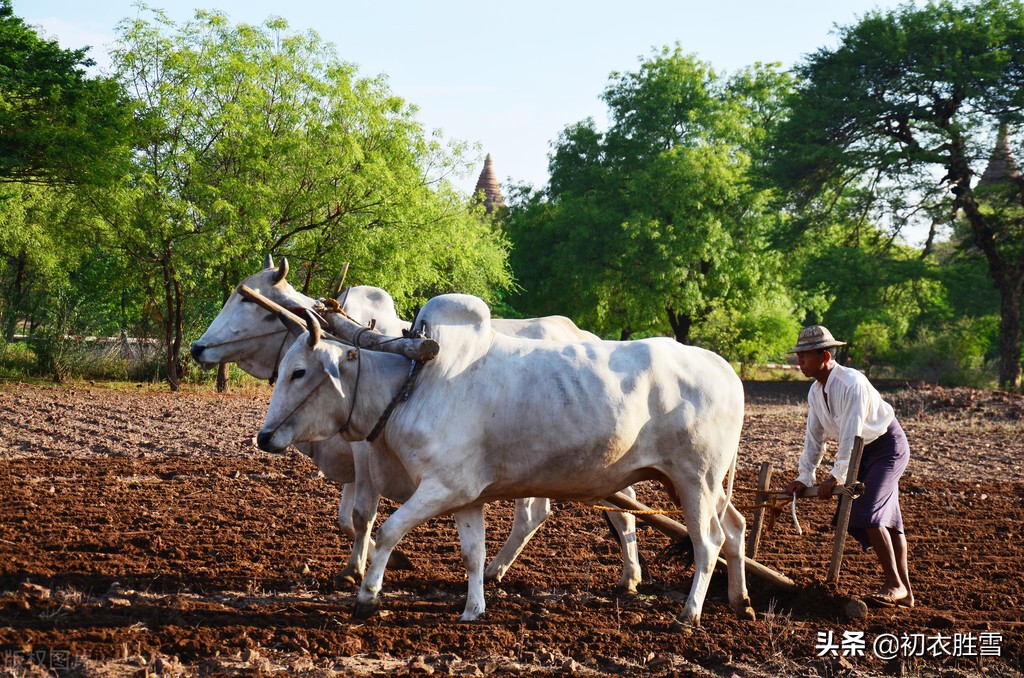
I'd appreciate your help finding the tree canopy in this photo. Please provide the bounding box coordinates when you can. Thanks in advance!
[0,0,130,184]
[90,8,511,389]
[506,48,799,360]
[1,1,1021,391]
[769,0,1024,388]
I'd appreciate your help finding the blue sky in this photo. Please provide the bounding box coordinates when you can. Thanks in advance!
[17,0,917,197]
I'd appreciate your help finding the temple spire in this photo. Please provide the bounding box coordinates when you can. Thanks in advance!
[977,123,1020,188]
[473,153,505,214]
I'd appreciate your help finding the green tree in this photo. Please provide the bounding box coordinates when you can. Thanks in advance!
[506,49,796,344]
[768,0,1024,389]
[692,292,802,378]
[0,183,108,341]
[98,8,509,390]
[0,0,129,184]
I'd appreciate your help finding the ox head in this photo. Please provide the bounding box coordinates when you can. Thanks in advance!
[256,309,360,452]
[190,254,313,379]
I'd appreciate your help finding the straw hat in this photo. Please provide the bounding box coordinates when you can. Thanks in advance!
[786,325,846,354]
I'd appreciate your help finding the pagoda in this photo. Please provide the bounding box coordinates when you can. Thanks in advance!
[977,124,1020,188]
[473,153,505,214]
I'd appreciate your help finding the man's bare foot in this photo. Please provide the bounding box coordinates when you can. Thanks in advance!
[863,586,913,608]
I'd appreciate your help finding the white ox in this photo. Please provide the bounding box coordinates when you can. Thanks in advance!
[257,293,754,630]
[190,257,642,591]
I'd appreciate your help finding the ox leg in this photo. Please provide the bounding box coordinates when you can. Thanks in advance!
[335,482,381,587]
[672,486,725,633]
[484,497,550,583]
[335,447,382,586]
[454,506,487,621]
[334,444,413,587]
[599,485,642,595]
[354,481,462,620]
[720,498,755,621]
[336,483,356,540]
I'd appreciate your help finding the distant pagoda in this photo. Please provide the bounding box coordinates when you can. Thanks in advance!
[473,153,505,214]
[977,123,1020,188]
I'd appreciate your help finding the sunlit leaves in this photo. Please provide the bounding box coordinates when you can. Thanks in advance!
[507,48,796,345]
[769,0,1024,387]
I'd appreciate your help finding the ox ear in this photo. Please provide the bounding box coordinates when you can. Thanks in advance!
[263,252,274,270]
[273,257,289,284]
[304,308,321,348]
[318,347,345,397]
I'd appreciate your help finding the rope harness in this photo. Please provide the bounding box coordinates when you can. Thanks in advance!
[335,326,372,435]
[312,299,428,443]
[367,358,425,442]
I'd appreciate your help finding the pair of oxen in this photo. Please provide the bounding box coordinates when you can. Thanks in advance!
[190,256,755,631]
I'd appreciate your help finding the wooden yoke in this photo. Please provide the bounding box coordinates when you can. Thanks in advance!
[236,284,440,362]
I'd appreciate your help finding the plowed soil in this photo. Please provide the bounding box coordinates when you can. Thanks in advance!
[0,379,1021,677]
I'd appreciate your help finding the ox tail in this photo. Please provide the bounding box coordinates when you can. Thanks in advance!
[724,444,738,507]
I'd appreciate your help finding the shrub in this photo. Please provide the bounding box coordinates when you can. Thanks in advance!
[850,320,893,378]
[890,316,999,388]
[0,340,36,379]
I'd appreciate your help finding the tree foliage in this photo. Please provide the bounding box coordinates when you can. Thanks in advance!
[89,7,510,389]
[769,0,1024,389]
[3,1,1021,391]
[0,0,130,184]
[506,49,798,348]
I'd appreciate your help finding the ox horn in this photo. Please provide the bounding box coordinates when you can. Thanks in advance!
[263,252,274,270]
[279,309,305,338]
[305,308,321,348]
[273,257,289,284]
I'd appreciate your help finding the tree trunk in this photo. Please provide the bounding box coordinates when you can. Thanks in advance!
[2,253,28,342]
[996,279,1023,390]
[215,272,232,393]
[172,276,184,386]
[162,253,180,392]
[948,134,1023,391]
[666,307,692,344]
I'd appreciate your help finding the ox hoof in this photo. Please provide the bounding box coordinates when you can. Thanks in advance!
[613,584,639,597]
[734,596,756,621]
[670,618,698,636]
[333,571,360,588]
[352,599,381,620]
[387,549,414,571]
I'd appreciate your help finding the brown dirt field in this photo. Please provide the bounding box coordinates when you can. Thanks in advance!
[0,379,1021,677]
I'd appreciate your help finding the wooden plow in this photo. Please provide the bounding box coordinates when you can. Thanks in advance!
[605,436,866,591]
[743,437,865,586]
[604,490,798,591]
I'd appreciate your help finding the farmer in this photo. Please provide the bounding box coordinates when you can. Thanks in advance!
[783,325,914,608]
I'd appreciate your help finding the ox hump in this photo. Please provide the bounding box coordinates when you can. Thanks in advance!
[415,294,493,372]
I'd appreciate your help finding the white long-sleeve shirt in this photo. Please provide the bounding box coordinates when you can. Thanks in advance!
[797,361,895,486]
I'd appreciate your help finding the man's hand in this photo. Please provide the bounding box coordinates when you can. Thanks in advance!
[817,475,839,499]
[784,480,807,496]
